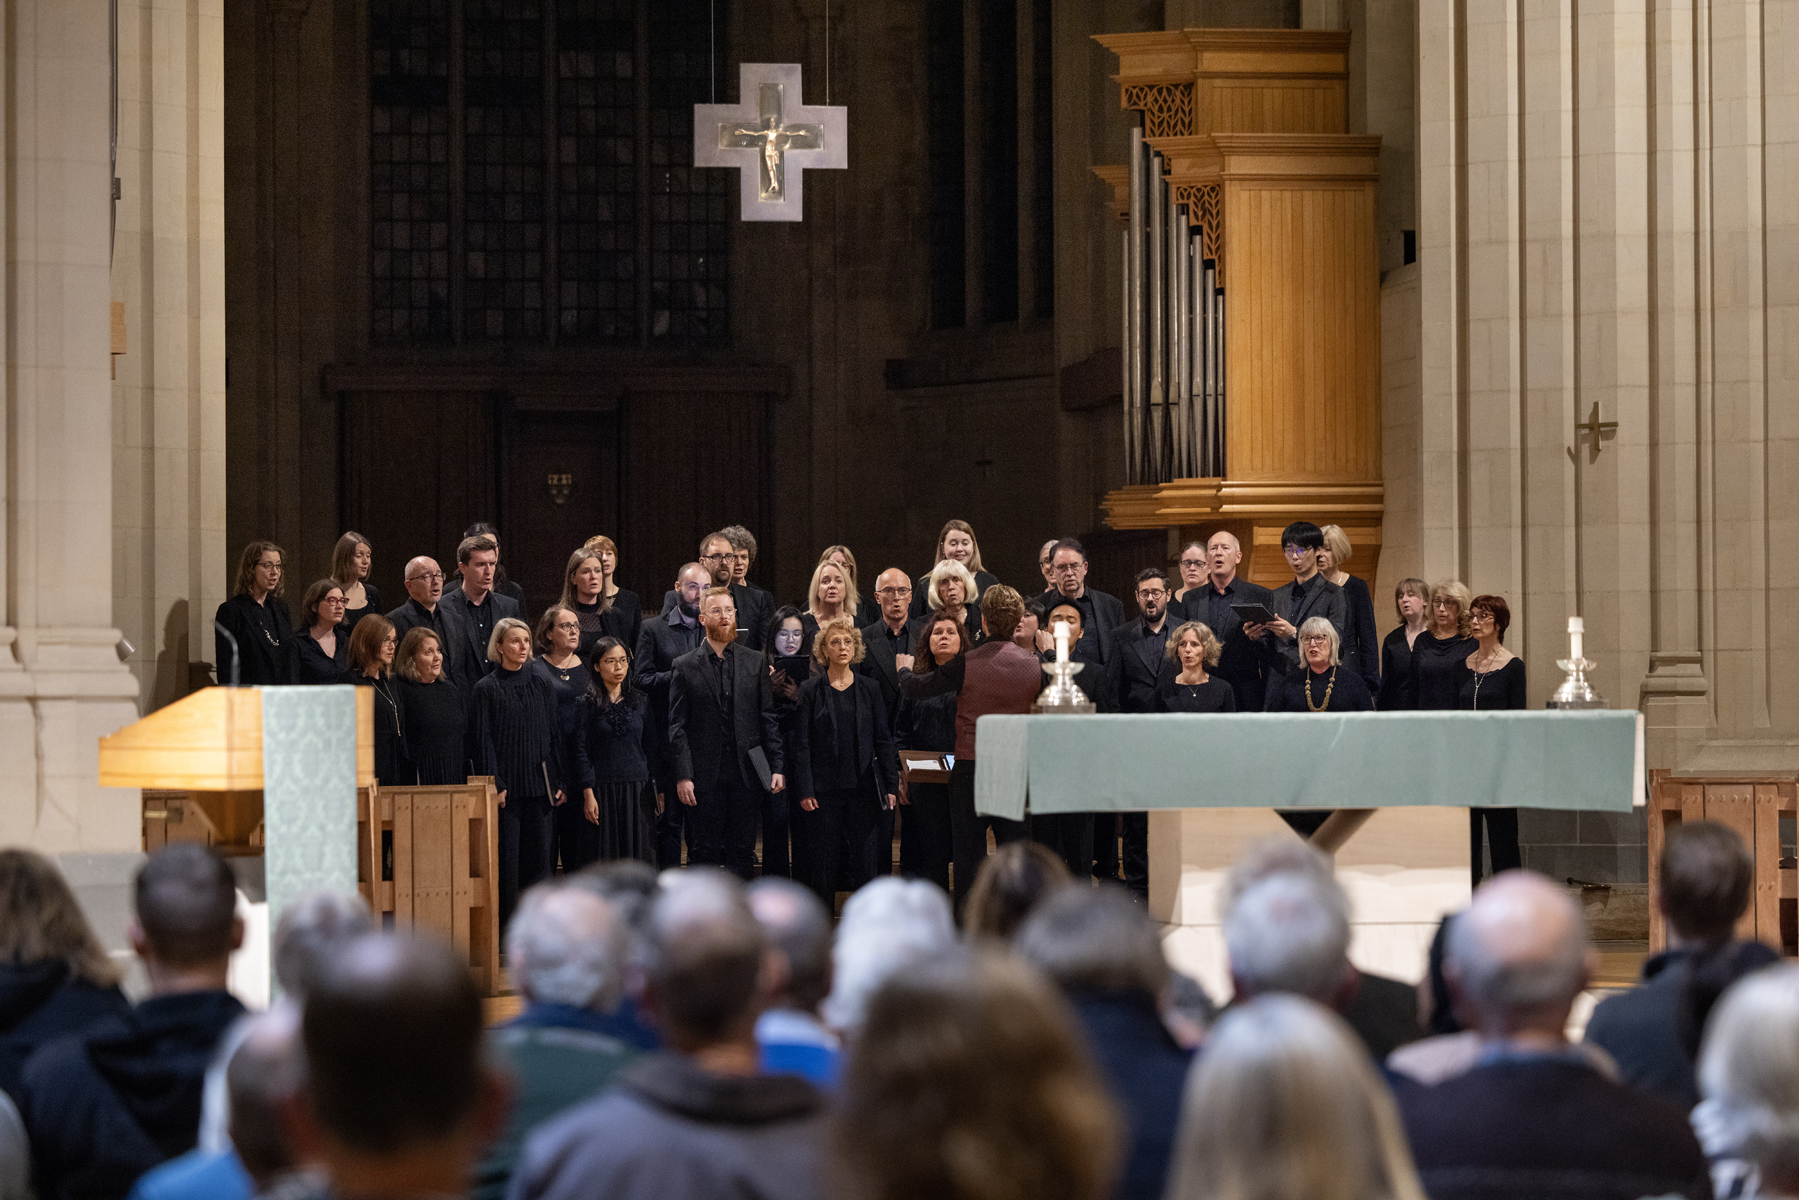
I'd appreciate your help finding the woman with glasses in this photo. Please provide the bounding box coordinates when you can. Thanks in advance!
[214,540,291,686]
[909,519,1001,620]
[1462,594,1525,881]
[1410,581,1477,713]
[1170,541,1209,609]
[1266,618,1374,712]
[349,615,407,785]
[533,604,589,870]
[288,579,352,685]
[568,637,656,868]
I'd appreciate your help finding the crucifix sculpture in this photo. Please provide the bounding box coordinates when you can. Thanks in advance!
[1575,402,1619,463]
[694,63,847,222]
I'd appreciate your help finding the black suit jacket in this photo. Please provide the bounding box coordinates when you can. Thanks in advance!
[213,593,293,687]
[788,673,898,802]
[634,614,706,789]
[438,588,521,691]
[668,641,784,789]
[859,615,925,723]
[1033,586,1127,659]
[1103,617,1179,714]
[1261,575,1347,682]
[660,581,774,650]
[1180,576,1275,711]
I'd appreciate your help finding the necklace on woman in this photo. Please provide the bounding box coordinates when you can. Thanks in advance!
[1304,667,1337,712]
[1472,647,1502,674]
[370,675,401,734]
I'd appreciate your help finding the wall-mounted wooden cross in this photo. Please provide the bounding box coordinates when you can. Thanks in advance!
[1575,402,1618,463]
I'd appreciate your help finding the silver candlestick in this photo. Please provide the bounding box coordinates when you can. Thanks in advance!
[1034,619,1096,714]
[1546,615,1607,709]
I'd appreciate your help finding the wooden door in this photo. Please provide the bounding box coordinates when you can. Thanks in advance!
[501,407,622,614]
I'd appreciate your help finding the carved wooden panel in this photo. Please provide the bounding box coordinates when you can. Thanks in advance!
[1197,78,1345,135]
[1121,82,1194,138]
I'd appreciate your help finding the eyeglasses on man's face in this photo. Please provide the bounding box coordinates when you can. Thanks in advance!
[1051,562,1083,575]
[408,571,445,583]
[875,586,912,598]
[699,553,732,564]
[1283,545,1312,559]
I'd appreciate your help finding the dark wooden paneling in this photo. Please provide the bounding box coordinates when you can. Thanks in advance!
[501,409,621,612]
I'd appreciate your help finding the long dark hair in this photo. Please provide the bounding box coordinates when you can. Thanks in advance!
[764,605,805,668]
[585,636,644,710]
[912,608,972,664]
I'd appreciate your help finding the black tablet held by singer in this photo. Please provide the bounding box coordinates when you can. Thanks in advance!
[1230,602,1279,626]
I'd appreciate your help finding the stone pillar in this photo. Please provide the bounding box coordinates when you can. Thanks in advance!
[0,0,143,856]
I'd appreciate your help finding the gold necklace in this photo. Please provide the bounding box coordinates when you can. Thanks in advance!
[1304,667,1337,712]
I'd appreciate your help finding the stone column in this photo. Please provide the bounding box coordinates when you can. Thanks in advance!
[0,0,143,856]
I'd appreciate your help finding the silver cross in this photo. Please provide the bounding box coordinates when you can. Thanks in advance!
[720,83,823,202]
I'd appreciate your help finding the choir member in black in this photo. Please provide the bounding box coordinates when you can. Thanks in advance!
[332,531,382,632]
[214,540,291,686]
[350,616,408,784]
[790,617,899,906]
[800,559,856,659]
[636,562,710,868]
[721,526,774,651]
[441,535,521,690]
[472,617,566,930]
[1015,597,1049,652]
[1320,524,1382,698]
[663,532,774,651]
[531,605,587,871]
[815,545,863,616]
[394,627,467,786]
[668,587,786,879]
[1377,578,1431,711]
[1182,531,1276,713]
[1155,621,1238,713]
[584,534,642,657]
[763,607,809,881]
[288,579,351,685]
[443,522,529,619]
[568,638,657,869]
[1247,523,1347,709]
[1463,594,1527,884]
[1100,568,1180,895]
[1030,601,1109,881]
[561,547,631,661]
[387,556,457,671]
[1036,538,1126,662]
[1267,618,1375,712]
[907,520,1001,620]
[923,560,983,647]
[862,570,923,720]
[895,612,964,890]
[1171,540,1208,609]
[1411,580,1477,712]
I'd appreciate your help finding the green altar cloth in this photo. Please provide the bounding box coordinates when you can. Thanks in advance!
[972,710,1642,821]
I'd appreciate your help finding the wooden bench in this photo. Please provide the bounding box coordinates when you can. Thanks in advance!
[1648,769,1796,955]
[357,777,503,995]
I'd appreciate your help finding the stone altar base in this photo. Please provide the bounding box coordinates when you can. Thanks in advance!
[1149,806,1471,1002]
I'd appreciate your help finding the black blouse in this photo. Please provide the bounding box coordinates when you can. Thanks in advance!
[1338,574,1381,691]
[355,674,408,786]
[213,593,293,687]
[603,587,643,661]
[1268,666,1375,713]
[472,664,563,798]
[342,582,384,632]
[896,676,957,753]
[1459,656,1527,710]
[1155,675,1238,713]
[394,677,467,786]
[1410,634,1478,711]
[288,626,351,686]
[1378,625,1425,711]
[908,568,1002,621]
[570,690,651,787]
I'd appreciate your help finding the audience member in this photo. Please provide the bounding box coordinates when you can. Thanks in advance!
[1165,994,1427,1200]
[287,933,507,1200]
[513,870,827,1200]
[962,840,1070,943]
[0,849,130,1097]
[1015,886,1192,1200]
[1585,820,1779,1111]
[832,949,1120,1200]
[669,587,786,878]
[1180,531,1275,713]
[568,637,657,868]
[286,579,351,685]
[443,535,523,687]
[1377,577,1430,710]
[1247,522,1347,705]
[214,541,291,686]
[822,878,956,1038]
[473,884,637,1200]
[1397,871,1710,1200]
[472,617,566,928]
[1318,524,1381,697]
[1162,972,1215,1050]
[19,844,246,1200]
[1693,963,1799,1200]
[562,861,663,1052]
[332,530,381,631]
[393,626,468,785]
[747,878,840,1088]
[0,1095,22,1200]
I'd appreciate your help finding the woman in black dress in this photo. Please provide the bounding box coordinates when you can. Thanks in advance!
[1155,621,1237,713]
[1377,578,1431,711]
[1267,618,1375,712]
[393,627,466,786]
[288,579,351,685]
[213,540,291,686]
[568,638,656,868]
[586,535,642,661]
[1410,580,1478,712]
[763,607,809,881]
[532,605,588,871]
[790,616,898,906]
[472,617,565,929]
[896,611,966,890]
[1462,594,1527,883]
[799,559,856,659]
[349,616,406,785]
[1319,525,1382,699]
[332,531,382,632]
[908,519,1002,620]
[560,548,618,661]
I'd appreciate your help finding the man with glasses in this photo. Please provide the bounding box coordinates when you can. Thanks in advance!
[1033,538,1125,663]
[664,532,772,650]
[1243,521,1347,708]
[1037,539,1059,591]
[860,568,923,727]
[636,563,713,868]
[1181,531,1276,714]
[721,525,775,645]
[388,556,473,687]
[1096,567,1176,895]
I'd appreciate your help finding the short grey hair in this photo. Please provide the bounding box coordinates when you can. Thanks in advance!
[747,877,834,1013]
[1446,874,1588,1017]
[822,877,956,1035]
[1014,884,1170,997]
[927,559,979,611]
[1297,616,1341,666]
[273,890,374,999]
[1221,838,1333,920]
[505,884,627,1011]
[1698,964,1799,1178]
[1224,872,1352,1003]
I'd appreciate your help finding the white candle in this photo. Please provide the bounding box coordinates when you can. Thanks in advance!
[1568,616,1584,663]
[1052,620,1071,665]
